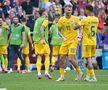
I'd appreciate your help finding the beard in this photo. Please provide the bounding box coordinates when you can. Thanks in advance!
[66,13,71,17]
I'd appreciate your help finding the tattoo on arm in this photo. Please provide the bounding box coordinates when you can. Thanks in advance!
[41,25,45,39]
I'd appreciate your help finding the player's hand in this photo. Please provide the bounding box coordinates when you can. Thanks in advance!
[7,43,9,48]
[62,36,66,41]
[41,38,46,44]
[20,43,24,48]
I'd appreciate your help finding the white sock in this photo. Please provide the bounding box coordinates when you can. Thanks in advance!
[92,75,96,79]
[45,70,48,74]
[38,72,41,76]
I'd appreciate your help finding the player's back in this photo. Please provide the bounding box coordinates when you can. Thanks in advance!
[33,17,45,42]
[81,16,99,45]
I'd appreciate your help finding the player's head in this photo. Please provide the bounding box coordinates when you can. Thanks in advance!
[55,13,60,23]
[13,16,19,24]
[21,18,27,24]
[39,8,48,18]
[85,5,94,16]
[64,4,73,17]
[5,18,11,25]
[0,18,3,26]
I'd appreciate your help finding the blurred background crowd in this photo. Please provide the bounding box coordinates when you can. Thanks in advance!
[0,0,108,32]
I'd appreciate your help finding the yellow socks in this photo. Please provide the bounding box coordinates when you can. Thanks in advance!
[17,58,21,71]
[89,69,95,76]
[52,56,56,66]
[87,69,90,75]
[45,56,50,71]
[25,56,30,69]
[4,57,8,70]
[60,68,64,77]
[36,56,42,73]
[76,66,81,74]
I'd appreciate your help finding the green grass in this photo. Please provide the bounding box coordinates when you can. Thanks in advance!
[0,70,108,90]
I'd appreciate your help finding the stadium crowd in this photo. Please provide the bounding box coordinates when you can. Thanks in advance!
[0,0,108,81]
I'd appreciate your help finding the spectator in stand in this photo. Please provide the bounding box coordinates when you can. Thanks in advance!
[31,0,39,7]
[2,0,11,18]
[105,3,108,14]
[78,9,86,20]
[21,0,34,15]
[14,0,22,13]
[8,9,16,23]
[53,0,62,16]
[98,10,106,33]
[48,5,56,27]
[40,0,51,9]
[17,8,25,22]
[70,0,78,11]
[0,2,4,19]
[33,8,40,20]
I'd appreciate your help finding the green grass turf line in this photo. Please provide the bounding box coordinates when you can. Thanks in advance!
[0,70,108,90]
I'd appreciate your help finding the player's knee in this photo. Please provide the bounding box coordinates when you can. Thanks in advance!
[37,54,42,58]
[52,55,57,57]
[68,55,75,61]
[59,55,66,68]
[59,60,66,68]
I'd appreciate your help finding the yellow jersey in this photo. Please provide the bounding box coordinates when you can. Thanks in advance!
[58,15,80,46]
[80,16,99,45]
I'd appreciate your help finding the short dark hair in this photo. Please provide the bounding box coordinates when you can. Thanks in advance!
[13,16,19,19]
[85,5,93,12]
[39,8,46,16]
[21,18,27,22]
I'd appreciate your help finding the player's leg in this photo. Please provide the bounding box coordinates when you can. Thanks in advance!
[0,55,5,71]
[56,45,67,81]
[17,58,21,72]
[82,45,91,81]
[44,43,52,79]
[87,45,97,82]
[36,54,42,79]
[51,46,60,72]
[68,44,83,81]
[1,46,8,72]
[34,43,43,79]
[16,45,26,73]
[8,45,16,73]
[0,54,2,72]
[23,43,31,72]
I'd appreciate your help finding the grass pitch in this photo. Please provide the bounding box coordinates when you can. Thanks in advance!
[0,70,108,90]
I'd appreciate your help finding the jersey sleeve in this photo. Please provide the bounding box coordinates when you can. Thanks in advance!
[80,18,87,26]
[28,30,30,36]
[42,19,49,27]
[74,16,80,24]
[58,17,63,29]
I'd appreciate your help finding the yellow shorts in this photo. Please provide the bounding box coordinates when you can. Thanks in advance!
[34,40,50,55]
[59,43,77,55]
[82,45,96,58]
[22,43,29,55]
[0,45,7,54]
[52,45,61,55]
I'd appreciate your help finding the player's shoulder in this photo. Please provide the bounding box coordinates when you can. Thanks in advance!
[59,16,65,20]
[71,15,80,22]
[71,15,79,19]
